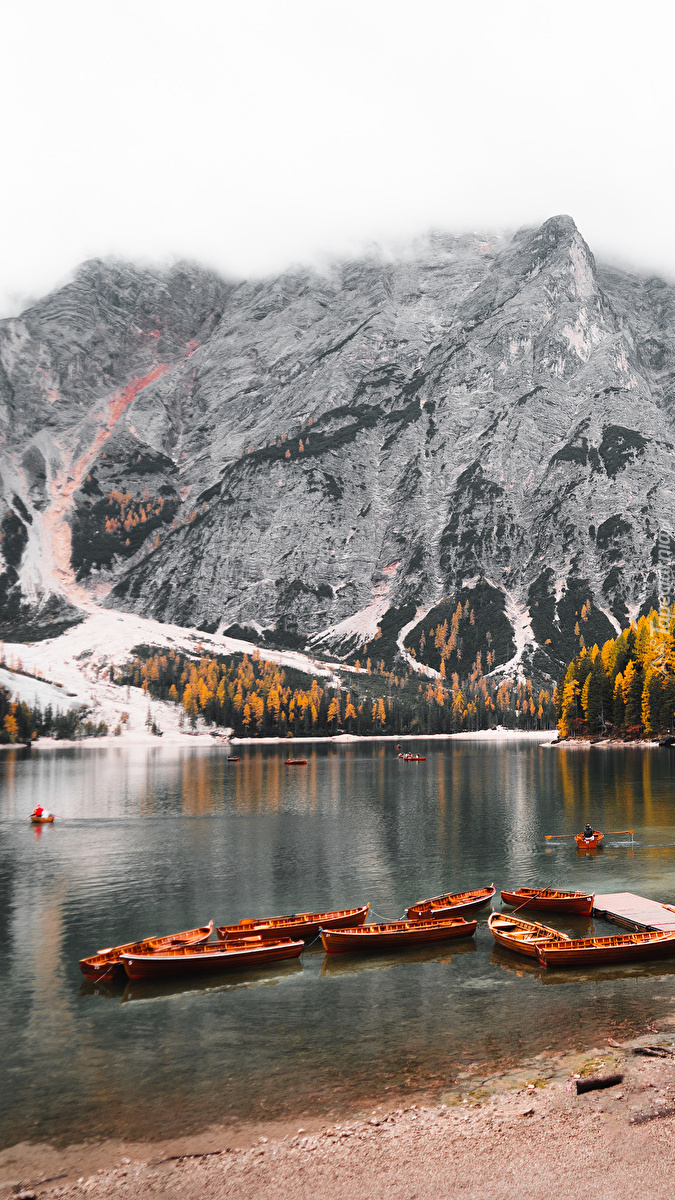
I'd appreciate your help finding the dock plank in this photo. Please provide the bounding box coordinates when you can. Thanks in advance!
[593,892,675,932]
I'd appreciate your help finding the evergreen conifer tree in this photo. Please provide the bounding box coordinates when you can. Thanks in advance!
[613,673,625,729]
[659,676,675,734]
[624,662,643,727]
[584,655,605,730]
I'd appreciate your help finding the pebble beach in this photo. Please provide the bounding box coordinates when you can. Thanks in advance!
[4,1032,675,1200]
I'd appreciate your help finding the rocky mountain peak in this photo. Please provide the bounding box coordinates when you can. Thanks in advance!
[0,217,673,685]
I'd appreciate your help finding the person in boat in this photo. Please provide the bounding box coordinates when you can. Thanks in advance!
[583,823,594,839]
[32,805,44,819]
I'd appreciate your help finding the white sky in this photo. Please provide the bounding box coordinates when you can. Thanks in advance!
[1,0,674,314]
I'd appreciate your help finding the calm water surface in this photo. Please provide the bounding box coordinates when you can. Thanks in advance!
[2,738,675,1148]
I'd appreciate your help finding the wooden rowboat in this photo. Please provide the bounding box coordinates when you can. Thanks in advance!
[575,830,604,849]
[30,813,54,823]
[79,921,214,981]
[321,916,477,954]
[500,887,594,916]
[217,904,370,942]
[285,758,308,765]
[405,884,495,920]
[536,930,675,968]
[121,936,303,980]
[488,911,571,959]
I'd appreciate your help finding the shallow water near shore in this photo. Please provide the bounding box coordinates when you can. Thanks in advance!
[2,737,675,1149]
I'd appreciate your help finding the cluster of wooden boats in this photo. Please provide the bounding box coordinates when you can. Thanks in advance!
[490,913,675,967]
[489,893,675,966]
[79,887,494,981]
[79,882,675,984]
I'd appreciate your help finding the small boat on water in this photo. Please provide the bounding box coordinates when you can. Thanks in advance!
[121,936,303,979]
[320,916,477,954]
[575,829,604,849]
[500,887,594,916]
[79,921,214,981]
[30,809,54,823]
[227,756,241,763]
[217,904,370,942]
[285,758,308,765]
[536,930,675,968]
[488,911,571,959]
[398,754,426,761]
[405,884,496,920]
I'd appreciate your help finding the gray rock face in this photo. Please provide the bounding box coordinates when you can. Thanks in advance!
[1,217,673,675]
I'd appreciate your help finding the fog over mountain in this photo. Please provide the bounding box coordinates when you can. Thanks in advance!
[1,215,673,682]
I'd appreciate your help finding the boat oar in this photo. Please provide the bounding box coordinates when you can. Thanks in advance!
[511,880,559,917]
[546,829,634,839]
[512,892,550,917]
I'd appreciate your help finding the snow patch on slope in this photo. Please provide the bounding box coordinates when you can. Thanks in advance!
[2,608,336,746]
[0,665,80,711]
[485,586,536,682]
[309,581,393,651]
[396,605,440,679]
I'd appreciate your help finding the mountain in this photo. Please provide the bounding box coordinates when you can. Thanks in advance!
[1,216,673,683]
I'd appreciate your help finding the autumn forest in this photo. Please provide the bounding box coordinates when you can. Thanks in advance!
[1,606,674,745]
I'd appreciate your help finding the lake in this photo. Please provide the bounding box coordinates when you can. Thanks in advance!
[2,737,675,1149]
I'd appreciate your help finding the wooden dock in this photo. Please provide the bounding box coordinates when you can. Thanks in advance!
[593,892,675,933]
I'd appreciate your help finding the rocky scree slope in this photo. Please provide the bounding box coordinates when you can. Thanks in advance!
[0,217,673,683]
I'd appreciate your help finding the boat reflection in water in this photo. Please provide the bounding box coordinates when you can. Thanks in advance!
[490,945,675,986]
[540,957,675,985]
[575,843,604,858]
[79,979,127,1001]
[321,939,476,978]
[120,958,303,1005]
[490,945,543,979]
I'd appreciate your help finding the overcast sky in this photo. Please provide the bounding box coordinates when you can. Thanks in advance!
[1,0,674,314]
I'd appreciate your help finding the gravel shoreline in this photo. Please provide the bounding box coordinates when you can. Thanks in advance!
[4,1033,675,1200]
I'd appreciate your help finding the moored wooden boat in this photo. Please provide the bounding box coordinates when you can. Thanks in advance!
[500,887,594,916]
[217,904,370,942]
[321,916,477,954]
[121,936,303,979]
[79,921,214,981]
[285,758,308,765]
[574,829,604,848]
[406,884,496,920]
[536,930,675,968]
[488,911,571,959]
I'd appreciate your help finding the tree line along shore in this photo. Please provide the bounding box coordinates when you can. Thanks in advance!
[115,642,557,738]
[0,608,672,745]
